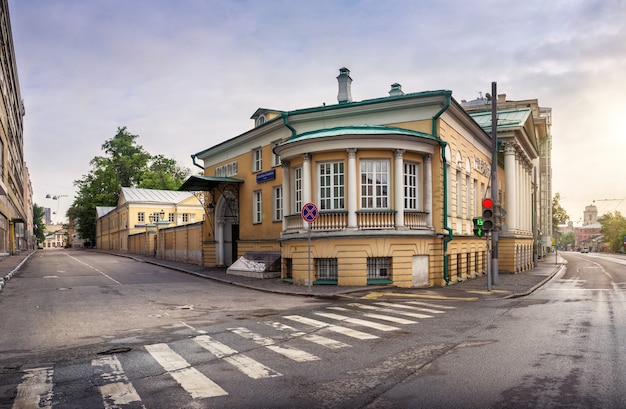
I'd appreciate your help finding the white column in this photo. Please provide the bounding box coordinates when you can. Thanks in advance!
[281,160,291,232]
[504,142,517,231]
[302,153,312,231]
[216,219,225,266]
[347,148,358,229]
[394,149,405,229]
[302,153,312,205]
[425,154,433,227]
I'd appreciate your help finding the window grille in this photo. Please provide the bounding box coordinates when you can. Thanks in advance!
[367,257,391,279]
[316,258,338,280]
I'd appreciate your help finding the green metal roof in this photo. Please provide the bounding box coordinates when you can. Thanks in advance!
[470,108,532,130]
[178,175,243,192]
[278,125,440,146]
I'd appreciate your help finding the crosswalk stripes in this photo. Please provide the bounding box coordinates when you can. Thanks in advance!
[266,321,353,349]
[12,366,53,409]
[145,343,228,399]
[7,300,455,408]
[92,355,142,407]
[228,327,321,362]
[194,335,283,379]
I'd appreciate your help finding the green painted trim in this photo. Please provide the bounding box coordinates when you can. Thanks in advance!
[313,280,338,285]
[367,279,393,285]
[282,278,293,283]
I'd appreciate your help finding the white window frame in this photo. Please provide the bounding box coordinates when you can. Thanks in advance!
[319,161,345,210]
[138,212,145,223]
[456,169,463,217]
[403,162,422,210]
[252,148,262,172]
[360,159,389,209]
[271,141,281,167]
[253,190,263,224]
[294,167,302,214]
[273,186,283,221]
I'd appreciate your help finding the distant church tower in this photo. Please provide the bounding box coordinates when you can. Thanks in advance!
[583,204,598,226]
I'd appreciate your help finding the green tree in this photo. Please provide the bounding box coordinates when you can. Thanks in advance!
[598,211,626,253]
[32,204,46,245]
[552,192,569,232]
[139,154,189,190]
[68,127,190,244]
[559,231,575,249]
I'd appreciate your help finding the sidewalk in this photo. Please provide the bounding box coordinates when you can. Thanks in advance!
[0,249,565,301]
[0,249,37,292]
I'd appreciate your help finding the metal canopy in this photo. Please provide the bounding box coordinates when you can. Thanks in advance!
[178,175,243,192]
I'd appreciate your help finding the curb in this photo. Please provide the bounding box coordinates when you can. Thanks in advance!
[0,251,36,293]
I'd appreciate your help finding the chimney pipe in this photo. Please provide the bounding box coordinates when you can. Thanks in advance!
[389,83,404,96]
[337,67,353,103]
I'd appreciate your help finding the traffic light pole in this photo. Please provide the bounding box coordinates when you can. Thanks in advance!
[490,81,499,286]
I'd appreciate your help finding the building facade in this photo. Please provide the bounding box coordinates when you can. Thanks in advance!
[96,187,205,252]
[0,1,30,254]
[185,69,542,287]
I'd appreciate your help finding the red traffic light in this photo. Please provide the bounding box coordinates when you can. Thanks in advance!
[482,198,493,209]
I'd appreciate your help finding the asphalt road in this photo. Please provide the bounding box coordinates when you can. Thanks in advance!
[1,250,625,408]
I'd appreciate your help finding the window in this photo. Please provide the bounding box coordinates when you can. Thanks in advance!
[182,213,189,223]
[456,170,463,217]
[404,162,421,210]
[253,148,262,172]
[319,162,344,210]
[253,190,263,223]
[273,186,283,221]
[294,167,302,213]
[138,212,145,223]
[272,141,281,167]
[360,159,389,209]
[367,258,391,279]
[466,175,471,219]
[316,258,338,281]
[215,161,238,177]
[255,115,266,127]
[169,213,175,223]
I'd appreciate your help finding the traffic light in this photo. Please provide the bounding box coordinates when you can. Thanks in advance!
[473,217,484,237]
[482,198,494,231]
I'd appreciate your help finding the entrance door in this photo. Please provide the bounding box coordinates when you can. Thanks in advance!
[412,255,429,287]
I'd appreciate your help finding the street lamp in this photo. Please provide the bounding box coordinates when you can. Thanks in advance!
[46,194,69,223]
[150,210,169,258]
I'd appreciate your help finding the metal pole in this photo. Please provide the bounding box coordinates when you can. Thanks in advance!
[491,81,499,286]
[487,232,492,292]
[307,228,312,292]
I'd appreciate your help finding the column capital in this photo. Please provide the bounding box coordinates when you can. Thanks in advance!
[394,149,405,159]
[302,153,311,162]
[347,148,357,158]
[281,159,290,168]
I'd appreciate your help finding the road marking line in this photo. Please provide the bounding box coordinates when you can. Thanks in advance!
[194,335,282,379]
[145,343,227,398]
[347,303,433,319]
[228,327,320,362]
[375,302,445,316]
[361,291,477,301]
[314,312,400,331]
[284,315,379,340]
[92,355,142,407]
[405,301,457,310]
[362,313,417,324]
[267,321,352,349]
[66,253,122,285]
[12,366,53,409]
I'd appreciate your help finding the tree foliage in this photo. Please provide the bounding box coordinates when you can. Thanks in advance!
[552,192,569,232]
[68,127,191,244]
[32,204,46,244]
[598,211,626,253]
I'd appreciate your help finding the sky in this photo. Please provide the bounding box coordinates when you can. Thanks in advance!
[8,0,626,225]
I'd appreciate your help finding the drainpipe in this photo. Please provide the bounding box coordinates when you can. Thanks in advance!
[432,92,452,285]
[191,154,204,170]
[282,112,297,137]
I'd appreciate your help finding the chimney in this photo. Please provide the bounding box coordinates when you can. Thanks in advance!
[389,83,404,96]
[337,67,353,103]
[497,94,506,103]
